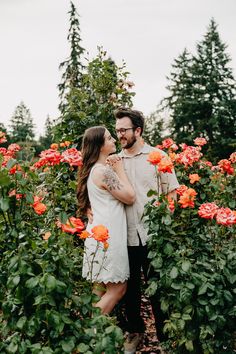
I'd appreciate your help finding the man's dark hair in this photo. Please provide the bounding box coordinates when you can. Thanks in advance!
[114,107,145,135]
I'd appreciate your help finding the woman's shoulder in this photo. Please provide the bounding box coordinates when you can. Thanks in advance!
[91,164,112,185]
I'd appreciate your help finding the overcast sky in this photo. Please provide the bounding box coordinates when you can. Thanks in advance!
[0,0,235,137]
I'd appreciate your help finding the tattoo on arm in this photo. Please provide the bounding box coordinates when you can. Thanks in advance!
[103,167,122,191]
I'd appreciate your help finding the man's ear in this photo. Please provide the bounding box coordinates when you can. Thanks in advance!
[135,127,142,137]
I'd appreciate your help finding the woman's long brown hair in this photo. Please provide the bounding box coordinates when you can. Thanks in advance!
[77,126,106,216]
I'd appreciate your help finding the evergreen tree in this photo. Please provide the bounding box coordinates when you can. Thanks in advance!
[55,0,135,147]
[143,110,165,146]
[58,1,85,115]
[38,115,54,150]
[56,48,135,147]
[165,49,195,143]
[9,101,35,143]
[166,19,236,161]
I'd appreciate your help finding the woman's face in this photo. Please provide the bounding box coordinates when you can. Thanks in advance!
[101,129,116,155]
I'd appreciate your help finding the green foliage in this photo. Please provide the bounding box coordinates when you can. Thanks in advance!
[164,19,236,162]
[9,101,35,143]
[56,47,135,147]
[144,146,236,353]
[143,110,166,146]
[38,116,54,151]
[55,1,135,147]
[0,145,124,353]
[58,1,85,115]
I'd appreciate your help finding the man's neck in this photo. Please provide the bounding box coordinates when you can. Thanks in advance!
[123,139,144,156]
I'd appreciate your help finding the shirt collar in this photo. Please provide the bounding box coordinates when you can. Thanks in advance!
[119,143,153,158]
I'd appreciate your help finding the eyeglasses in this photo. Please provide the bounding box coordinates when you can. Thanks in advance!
[115,127,134,135]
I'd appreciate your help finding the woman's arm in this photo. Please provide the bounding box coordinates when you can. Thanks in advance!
[92,162,135,205]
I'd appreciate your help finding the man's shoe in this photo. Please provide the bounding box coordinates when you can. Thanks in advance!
[124,332,144,354]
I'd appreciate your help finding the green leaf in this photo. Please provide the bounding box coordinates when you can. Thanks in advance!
[25,192,34,204]
[6,342,18,353]
[0,171,11,186]
[7,275,20,289]
[181,260,191,272]
[45,274,57,291]
[185,340,194,351]
[25,277,39,289]
[0,197,10,211]
[164,243,174,255]
[77,343,89,353]
[59,211,68,224]
[170,266,178,279]
[147,189,158,197]
[16,316,27,330]
[61,339,75,353]
[198,283,208,295]
[162,214,172,225]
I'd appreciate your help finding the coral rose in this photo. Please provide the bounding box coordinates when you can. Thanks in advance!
[157,157,173,173]
[189,173,201,184]
[193,137,207,146]
[33,202,47,215]
[147,151,163,165]
[216,208,236,226]
[198,202,219,219]
[60,217,85,234]
[178,188,197,208]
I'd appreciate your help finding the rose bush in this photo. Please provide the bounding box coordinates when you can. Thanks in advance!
[145,139,236,353]
[0,138,123,353]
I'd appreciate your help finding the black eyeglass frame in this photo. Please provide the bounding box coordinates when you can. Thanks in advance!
[115,127,136,135]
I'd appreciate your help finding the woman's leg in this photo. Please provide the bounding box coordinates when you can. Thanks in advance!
[93,282,106,298]
[95,281,127,314]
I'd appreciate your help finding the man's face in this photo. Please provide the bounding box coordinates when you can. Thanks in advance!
[115,117,137,149]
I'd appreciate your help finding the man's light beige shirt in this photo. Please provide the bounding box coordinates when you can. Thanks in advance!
[119,143,179,246]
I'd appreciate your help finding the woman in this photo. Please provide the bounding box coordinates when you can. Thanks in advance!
[77,126,135,314]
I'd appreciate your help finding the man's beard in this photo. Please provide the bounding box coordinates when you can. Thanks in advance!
[120,136,137,149]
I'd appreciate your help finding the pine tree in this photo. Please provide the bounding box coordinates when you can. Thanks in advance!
[166,19,236,161]
[143,111,165,146]
[58,1,85,115]
[55,0,135,147]
[165,49,195,143]
[39,115,54,150]
[9,101,35,143]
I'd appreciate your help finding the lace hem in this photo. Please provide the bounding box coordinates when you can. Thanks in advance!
[84,274,129,284]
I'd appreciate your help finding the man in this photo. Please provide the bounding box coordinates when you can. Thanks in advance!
[113,107,179,354]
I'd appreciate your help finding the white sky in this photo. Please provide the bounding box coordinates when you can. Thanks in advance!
[0,0,235,137]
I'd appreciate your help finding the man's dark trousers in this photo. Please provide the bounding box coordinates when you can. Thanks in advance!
[124,241,167,342]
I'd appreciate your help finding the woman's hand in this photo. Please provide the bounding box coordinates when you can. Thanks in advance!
[106,154,121,167]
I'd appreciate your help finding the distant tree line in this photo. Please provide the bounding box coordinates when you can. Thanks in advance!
[0,101,54,158]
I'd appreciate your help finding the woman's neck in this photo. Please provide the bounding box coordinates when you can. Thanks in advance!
[96,154,108,165]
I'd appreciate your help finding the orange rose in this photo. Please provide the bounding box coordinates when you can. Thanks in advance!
[178,188,197,208]
[79,230,90,239]
[103,242,109,249]
[91,225,109,243]
[189,173,201,184]
[147,151,163,165]
[50,143,59,150]
[157,157,173,173]
[33,202,47,215]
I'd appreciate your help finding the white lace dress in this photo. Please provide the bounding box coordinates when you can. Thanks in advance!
[82,164,129,283]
